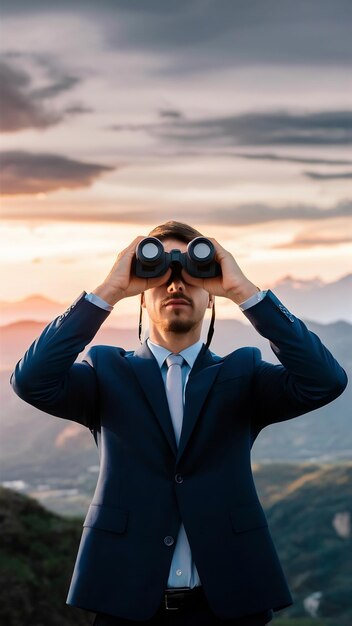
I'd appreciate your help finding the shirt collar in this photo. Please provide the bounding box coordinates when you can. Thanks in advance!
[147,338,204,369]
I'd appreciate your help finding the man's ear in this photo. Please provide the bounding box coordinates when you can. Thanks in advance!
[207,294,214,309]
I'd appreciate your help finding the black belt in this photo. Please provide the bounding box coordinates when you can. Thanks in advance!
[160,590,273,624]
[162,586,205,611]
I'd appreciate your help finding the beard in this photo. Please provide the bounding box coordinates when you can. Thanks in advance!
[164,318,196,334]
[161,307,198,334]
[158,299,202,335]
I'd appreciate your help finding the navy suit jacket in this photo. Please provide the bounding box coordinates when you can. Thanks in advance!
[11,290,347,621]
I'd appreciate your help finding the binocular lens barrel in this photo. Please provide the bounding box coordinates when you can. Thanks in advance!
[188,237,214,263]
[192,241,212,260]
[141,242,159,260]
[136,237,163,265]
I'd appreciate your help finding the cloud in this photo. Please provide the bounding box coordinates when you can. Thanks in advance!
[233,153,352,166]
[109,107,184,133]
[0,151,114,195]
[0,60,62,131]
[154,110,352,147]
[2,196,351,227]
[32,74,80,99]
[201,202,352,226]
[109,122,161,132]
[158,108,184,120]
[304,171,352,180]
[2,1,352,75]
[102,0,352,73]
[108,109,352,148]
[0,57,85,132]
[275,235,352,249]
[64,104,93,115]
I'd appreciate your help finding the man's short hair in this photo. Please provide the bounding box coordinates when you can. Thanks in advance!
[148,220,203,243]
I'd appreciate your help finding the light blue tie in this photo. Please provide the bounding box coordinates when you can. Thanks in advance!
[165,353,201,588]
[165,354,184,446]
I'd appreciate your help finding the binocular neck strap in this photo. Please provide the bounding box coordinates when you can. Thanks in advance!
[205,300,215,350]
[138,296,143,343]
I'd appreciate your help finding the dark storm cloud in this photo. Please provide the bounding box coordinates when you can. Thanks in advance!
[2,1,352,72]
[304,171,352,180]
[155,111,352,147]
[0,151,114,195]
[0,58,85,132]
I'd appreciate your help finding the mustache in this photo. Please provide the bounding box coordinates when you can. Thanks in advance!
[162,294,193,307]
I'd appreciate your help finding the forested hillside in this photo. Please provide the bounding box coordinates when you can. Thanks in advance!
[1,464,351,625]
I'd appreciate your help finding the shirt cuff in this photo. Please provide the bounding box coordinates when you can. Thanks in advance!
[239,290,268,311]
[85,292,114,312]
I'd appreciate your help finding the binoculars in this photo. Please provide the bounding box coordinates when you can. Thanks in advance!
[134,237,221,279]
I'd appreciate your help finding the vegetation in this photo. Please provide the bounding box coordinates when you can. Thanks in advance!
[256,464,352,626]
[1,463,351,625]
[0,487,93,626]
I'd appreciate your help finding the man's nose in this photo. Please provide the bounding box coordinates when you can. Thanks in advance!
[166,266,185,291]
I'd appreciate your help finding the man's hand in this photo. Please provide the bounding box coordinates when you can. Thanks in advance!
[182,238,259,304]
[91,236,171,306]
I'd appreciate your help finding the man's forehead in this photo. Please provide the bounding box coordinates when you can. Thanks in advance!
[161,238,188,252]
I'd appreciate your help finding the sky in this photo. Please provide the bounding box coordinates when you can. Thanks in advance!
[1,0,351,319]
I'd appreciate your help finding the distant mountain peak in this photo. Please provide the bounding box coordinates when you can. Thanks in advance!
[272,273,352,291]
[21,294,63,305]
[272,275,325,290]
[0,294,64,307]
[330,273,352,286]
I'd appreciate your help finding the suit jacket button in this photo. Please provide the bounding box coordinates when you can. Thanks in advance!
[164,536,174,546]
[175,474,183,483]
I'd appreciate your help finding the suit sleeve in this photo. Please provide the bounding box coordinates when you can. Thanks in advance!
[242,290,348,437]
[10,291,111,429]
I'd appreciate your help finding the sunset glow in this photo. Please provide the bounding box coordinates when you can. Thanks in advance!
[1,2,351,320]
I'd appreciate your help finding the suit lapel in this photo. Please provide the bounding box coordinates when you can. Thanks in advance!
[126,342,178,456]
[127,342,223,462]
[177,347,223,462]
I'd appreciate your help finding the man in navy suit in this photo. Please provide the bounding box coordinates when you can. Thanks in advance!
[11,221,347,625]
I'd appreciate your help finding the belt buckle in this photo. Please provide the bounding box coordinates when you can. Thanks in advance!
[164,594,180,611]
[164,588,189,611]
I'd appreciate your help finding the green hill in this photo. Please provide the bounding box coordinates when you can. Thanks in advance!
[1,464,351,625]
[0,487,93,626]
[255,463,352,625]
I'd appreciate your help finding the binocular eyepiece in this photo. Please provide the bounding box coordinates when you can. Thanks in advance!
[134,237,221,279]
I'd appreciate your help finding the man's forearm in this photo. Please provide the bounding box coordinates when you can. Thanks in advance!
[91,283,124,306]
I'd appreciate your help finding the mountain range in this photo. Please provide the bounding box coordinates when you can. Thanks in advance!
[1,273,351,327]
[1,275,351,526]
[270,274,352,324]
[1,313,351,518]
